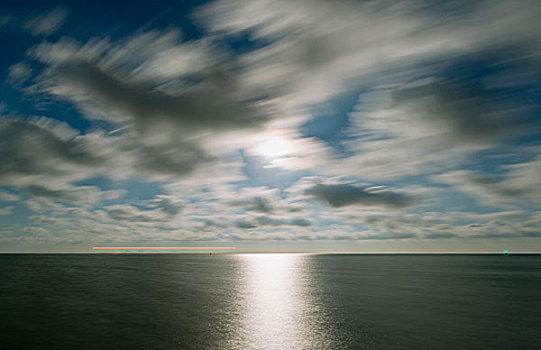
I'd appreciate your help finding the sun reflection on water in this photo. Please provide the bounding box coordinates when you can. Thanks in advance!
[240,254,306,349]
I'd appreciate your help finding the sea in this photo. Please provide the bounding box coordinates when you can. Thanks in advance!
[1,254,540,349]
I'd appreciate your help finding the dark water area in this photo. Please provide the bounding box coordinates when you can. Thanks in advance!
[1,254,540,349]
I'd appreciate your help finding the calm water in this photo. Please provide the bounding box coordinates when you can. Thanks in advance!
[1,254,540,349]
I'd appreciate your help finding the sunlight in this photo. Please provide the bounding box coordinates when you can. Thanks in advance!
[240,254,305,349]
[254,134,292,159]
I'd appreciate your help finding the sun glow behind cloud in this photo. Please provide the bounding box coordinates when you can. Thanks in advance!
[253,134,293,160]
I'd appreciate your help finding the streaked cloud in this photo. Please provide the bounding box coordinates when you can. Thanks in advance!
[24,7,67,36]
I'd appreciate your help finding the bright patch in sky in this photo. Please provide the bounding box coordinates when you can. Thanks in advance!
[254,134,292,159]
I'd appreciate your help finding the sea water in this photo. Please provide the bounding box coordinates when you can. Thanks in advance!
[1,254,540,349]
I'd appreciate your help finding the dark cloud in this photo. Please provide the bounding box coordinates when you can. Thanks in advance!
[0,119,104,185]
[310,232,417,240]
[231,196,273,213]
[0,118,211,187]
[468,231,541,239]
[366,232,417,240]
[255,215,280,226]
[30,57,270,181]
[390,78,526,143]
[51,61,268,135]
[105,204,165,222]
[134,142,209,179]
[196,218,228,229]
[232,215,311,229]
[251,196,273,213]
[289,217,311,227]
[255,215,311,227]
[21,184,102,204]
[148,195,182,216]
[305,183,414,209]
[234,219,257,229]
[423,232,457,239]
[466,173,527,198]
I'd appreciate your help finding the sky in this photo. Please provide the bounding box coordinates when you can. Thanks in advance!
[1,0,540,253]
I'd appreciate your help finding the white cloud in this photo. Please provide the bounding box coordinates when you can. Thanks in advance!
[200,0,541,110]
[24,7,67,36]
[6,62,32,86]
[432,154,541,207]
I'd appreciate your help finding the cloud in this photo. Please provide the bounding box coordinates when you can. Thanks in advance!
[251,196,273,213]
[389,79,526,143]
[0,118,106,187]
[0,206,13,216]
[305,183,413,209]
[21,184,111,205]
[0,190,20,202]
[21,226,49,235]
[326,60,539,181]
[6,62,32,86]
[231,196,273,213]
[24,7,67,36]
[0,14,13,28]
[224,186,310,214]
[199,0,541,108]
[132,141,209,179]
[28,30,272,148]
[2,0,541,250]
[432,155,541,207]
[23,198,65,212]
[197,0,541,182]
[255,215,311,227]
[22,29,278,185]
[0,114,232,194]
[289,218,311,227]
[232,213,312,230]
[423,232,457,239]
[105,204,164,222]
[146,195,183,216]
[234,219,257,229]
[48,61,268,136]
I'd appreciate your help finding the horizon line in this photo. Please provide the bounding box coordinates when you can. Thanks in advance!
[91,246,237,252]
[2,251,540,255]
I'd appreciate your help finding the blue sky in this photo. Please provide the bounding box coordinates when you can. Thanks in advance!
[1,0,540,253]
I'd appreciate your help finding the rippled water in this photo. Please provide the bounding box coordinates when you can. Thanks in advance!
[1,254,540,349]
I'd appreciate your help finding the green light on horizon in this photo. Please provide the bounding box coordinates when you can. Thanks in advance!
[504,250,508,255]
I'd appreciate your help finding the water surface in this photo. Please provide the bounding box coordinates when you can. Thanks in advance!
[1,254,540,349]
